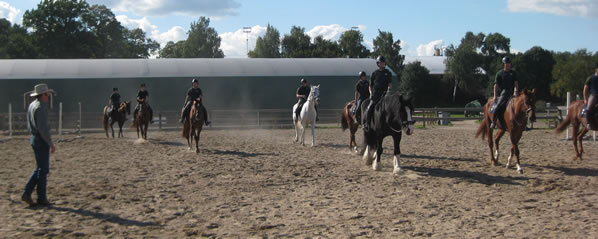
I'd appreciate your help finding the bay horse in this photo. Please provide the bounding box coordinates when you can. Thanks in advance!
[102,101,130,138]
[293,85,320,146]
[340,100,360,152]
[555,100,598,160]
[132,99,150,140]
[182,99,205,153]
[360,93,415,173]
[476,89,537,174]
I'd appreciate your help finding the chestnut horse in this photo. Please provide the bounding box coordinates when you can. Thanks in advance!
[476,89,537,174]
[102,101,130,138]
[132,99,150,140]
[340,100,360,152]
[555,100,598,160]
[182,99,205,153]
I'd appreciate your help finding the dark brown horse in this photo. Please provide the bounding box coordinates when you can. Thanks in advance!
[182,99,205,153]
[555,100,598,160]
[340,100,360,152]
[102,101,130,138]
[476,89,537,174]
[132,99,150,140]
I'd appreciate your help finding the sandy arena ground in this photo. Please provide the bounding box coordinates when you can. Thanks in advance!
[1,121,597,238]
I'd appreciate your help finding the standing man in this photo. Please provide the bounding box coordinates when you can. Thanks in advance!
[490,56,519,129]
[583,63,598,130]
[134,83,153,123]
[363,56,392,130]
[353,71,370,124]
[295,79,318,121]
[22,84,56,206]
[108,88,120,120]
[180,78,210,125]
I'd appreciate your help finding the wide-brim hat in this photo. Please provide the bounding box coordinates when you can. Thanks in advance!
[30,83,56,97]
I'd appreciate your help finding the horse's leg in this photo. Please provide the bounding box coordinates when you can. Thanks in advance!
[300,121,306,146]
[195,128,200,153]
[372,137,383,171]
[486,127,495,165]
[311,119,316,147]
[294,118,299,143]
[392,133,402,174]
[110,120,115,138]
[510,131,524,174]
[577,126,589,160]
[571,123,581,160]
[493,129,506,166]
[144,122,148,140]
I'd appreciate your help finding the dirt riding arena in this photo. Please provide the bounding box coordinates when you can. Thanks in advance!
[1,121,597,238]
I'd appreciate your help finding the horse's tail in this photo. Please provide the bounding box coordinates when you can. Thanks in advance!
[341,108,349,131]
[555,106,575,134]
[102,107,108,131]
[475,103,490,139]
[182,119,189,138]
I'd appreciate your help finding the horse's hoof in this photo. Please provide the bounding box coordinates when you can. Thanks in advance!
[393,167,401,174]
[517,169,524,174]
[372,161,381,171]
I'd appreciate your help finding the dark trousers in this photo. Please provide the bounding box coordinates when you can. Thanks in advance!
[365,92,384,125]
[492,90,513,125]
[23,136,50,202]
[181,101,209,122]
[353,98,367,122]
[587,94,597,122]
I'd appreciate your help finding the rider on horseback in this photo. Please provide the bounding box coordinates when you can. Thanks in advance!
[134,83,153,123]
[353,71,370,124]
[295,79,318,121]
[583,63,598,130]
[363,56,392,130]
[490,56,519,129]
[180,78,211,125]
[108,88,121,120]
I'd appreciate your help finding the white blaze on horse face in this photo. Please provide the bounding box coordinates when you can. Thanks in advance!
[405,106,415,135]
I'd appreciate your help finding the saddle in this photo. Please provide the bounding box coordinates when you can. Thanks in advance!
[580,104,588,118]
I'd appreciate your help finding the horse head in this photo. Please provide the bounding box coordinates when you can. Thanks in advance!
[309,85,320,105]
[192,99,202,122]
[386,93,416,135]
[521,88,537,123]
[399,95,416,135]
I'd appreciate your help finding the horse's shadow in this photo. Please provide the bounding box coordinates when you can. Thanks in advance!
[204,149,277,158]
[36,206,163,227]
[538,165,598,177]
[402,154,478,162]
[403,166,529,185]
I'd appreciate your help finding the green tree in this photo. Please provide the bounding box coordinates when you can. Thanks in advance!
[399,61,444,106]
[339,29,369,58]
[551,49,596,98]
[0,18,38,58]
[310,35,342,58]
[482,32,510,57]
[513,46,554,99]
[123,28,159,58]
[159,40,185,58]
[82,4,125,58]
[183,17,224,58]
[372,29,405,77]
[444,42,486,101]
[23,0,92,58]
[281,26,311,58]
[248,24,281,58]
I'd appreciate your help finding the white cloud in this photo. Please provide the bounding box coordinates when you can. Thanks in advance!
[220,25,267,58]
[307,24,346,41]
[507,0,598,18]
[90,0,240,17]
[116,15,186,48]
[0,1,20,24]
[416,40,444,56]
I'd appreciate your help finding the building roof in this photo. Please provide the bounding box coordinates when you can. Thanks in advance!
[0,57,446,80]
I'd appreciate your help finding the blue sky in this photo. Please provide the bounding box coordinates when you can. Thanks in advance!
[1,0,597,57]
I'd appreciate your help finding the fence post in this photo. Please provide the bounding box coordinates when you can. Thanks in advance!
[566,92,571,140]
[78,102,82,136]
[58,102,63,135]
[8,103,12,137]
[159,112,162,130]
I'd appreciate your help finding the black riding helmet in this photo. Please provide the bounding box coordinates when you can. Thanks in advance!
[376,56,386,63]
[113,88,118,91]
[502,56,512,64]
[301,79,307,84]
[359,71,366,77]
[192,78,199,84]
[140,83,146,87]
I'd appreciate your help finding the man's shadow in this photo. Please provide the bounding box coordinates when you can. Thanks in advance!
[35,205,163,227]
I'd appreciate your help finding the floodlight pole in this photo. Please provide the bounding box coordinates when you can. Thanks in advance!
[243,27,251,56]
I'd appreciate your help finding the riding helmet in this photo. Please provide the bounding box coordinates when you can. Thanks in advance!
[359,71,366,77]
[301,79,307,84]
[502,56,512,64]
[113,88,118,91]
[192,78,199,83]
[140,83,146,87]
[376,56,386,63]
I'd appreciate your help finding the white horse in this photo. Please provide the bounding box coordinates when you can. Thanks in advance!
[293,85,320,146]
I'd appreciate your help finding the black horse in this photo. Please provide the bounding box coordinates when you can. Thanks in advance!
[360,93,415,173]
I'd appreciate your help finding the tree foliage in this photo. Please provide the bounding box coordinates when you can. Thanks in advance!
[512,46,555,99]
[551,49,598,98]
[248,24,281,58]
[311,35,342,58]
[182,17,224,58]
[281,26,312,58]
[372,29,404,77]
[339,29,370,58]
[399,61,444,106]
